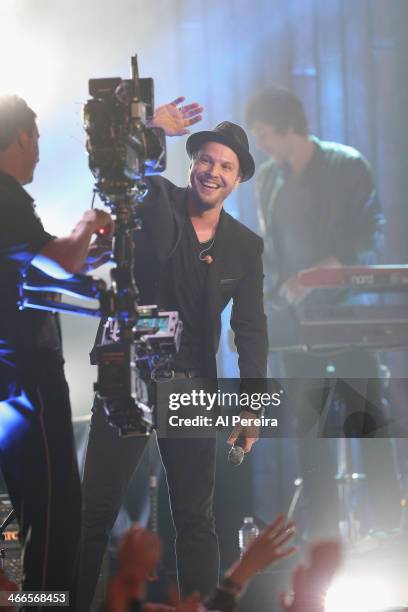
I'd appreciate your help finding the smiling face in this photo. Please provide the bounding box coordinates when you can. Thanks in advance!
[188,141,241,210]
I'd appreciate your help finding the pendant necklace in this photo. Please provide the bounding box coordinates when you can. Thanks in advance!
[199,238,215,265]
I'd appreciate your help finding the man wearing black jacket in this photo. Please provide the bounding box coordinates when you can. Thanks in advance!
[78,103,268,609]
[246,86,399,540]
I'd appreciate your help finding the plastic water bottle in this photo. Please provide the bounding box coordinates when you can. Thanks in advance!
[239,516,260,555]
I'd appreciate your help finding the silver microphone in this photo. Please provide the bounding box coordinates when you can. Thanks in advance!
[228,436,246,466]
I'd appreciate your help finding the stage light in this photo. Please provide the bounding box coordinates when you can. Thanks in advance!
[0,0,16,11]
[325,573,396,612]
[0,392,34,446]
[0,17,61,116]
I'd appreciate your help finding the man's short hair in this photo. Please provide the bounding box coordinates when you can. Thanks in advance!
[246,86,309,136]
[0,95,37,150]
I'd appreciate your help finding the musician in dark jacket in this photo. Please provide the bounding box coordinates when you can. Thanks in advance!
[246,86,384,382]
[246,85,399,540]
[78,102,268,609]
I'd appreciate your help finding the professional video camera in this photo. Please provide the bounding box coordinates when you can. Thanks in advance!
[83,55,182,436]
[20,56,182,437]
[83,55,166,201]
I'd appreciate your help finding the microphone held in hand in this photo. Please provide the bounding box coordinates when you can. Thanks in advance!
[228,435,246,466]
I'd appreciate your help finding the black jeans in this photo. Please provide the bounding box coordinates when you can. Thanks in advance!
[0,352,81,611]
[77,400,219,611]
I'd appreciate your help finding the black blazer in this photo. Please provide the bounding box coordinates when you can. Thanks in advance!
[132,176,268,379]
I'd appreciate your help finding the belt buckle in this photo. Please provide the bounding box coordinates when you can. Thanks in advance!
[151,368,175,382]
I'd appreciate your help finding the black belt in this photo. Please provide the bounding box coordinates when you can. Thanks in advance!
[151,368,204,382]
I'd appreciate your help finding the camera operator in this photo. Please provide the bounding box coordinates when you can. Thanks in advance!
[78,98,268,609]
[0,95,113,603]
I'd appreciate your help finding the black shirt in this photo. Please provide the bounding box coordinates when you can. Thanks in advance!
[0,171,59,399]
[129,175,267,379]
[271,154,338,283]
[160,215,214,372]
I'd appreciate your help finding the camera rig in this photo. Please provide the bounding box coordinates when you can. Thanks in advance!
[20,56,182,437]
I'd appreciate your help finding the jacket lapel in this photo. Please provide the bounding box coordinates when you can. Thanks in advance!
[168,187,189,257]
[204,210,234,373]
